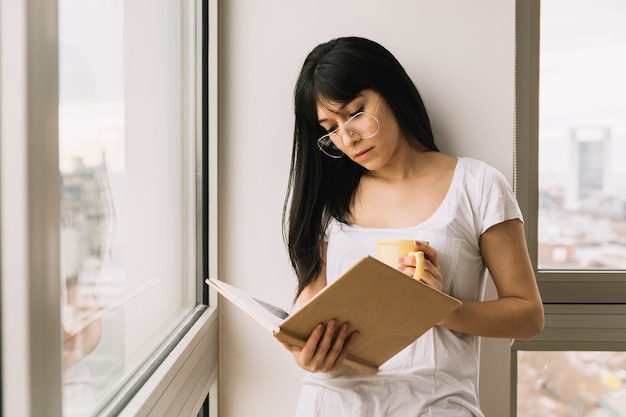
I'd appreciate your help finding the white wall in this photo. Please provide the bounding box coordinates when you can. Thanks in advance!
[218,1,515,416]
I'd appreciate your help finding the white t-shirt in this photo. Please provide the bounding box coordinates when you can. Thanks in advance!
[294,157,523,417]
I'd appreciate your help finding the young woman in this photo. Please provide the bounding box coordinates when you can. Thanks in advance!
[281,37,544,416]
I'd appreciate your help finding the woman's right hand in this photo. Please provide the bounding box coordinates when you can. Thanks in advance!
[280,320,359,373]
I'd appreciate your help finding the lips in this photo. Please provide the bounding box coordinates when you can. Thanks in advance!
[353,147,373,159]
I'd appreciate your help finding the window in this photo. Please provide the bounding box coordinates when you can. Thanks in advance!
[514,0,626,415]
[516,0,626,304]
[1,0,218,415]
[59,0,204,414]
[517,349,626,416]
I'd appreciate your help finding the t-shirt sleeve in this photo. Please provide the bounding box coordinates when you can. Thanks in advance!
[479,162,524,234]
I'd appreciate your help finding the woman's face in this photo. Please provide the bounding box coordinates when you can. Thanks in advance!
[316,89,407,171]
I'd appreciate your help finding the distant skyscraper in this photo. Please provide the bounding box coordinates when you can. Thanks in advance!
[567,126,610,207]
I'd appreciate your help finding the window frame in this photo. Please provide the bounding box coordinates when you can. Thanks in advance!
[1,1,63,414]
[512,0,626,414]
[0,0,219,415]
[113,0,220,414]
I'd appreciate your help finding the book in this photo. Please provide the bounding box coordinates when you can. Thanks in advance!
[64,279,160,339]
[206,256,462,374]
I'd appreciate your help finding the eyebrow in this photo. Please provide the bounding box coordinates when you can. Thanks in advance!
[317,94,364,124]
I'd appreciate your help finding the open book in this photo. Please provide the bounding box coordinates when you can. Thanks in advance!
[206,256,461,374]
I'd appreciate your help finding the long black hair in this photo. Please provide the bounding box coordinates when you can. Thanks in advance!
[283,37,439,299]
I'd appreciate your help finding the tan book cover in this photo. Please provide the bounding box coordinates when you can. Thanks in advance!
[206,256,462,374]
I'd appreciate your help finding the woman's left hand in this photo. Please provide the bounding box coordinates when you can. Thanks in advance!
[398,241,443,291]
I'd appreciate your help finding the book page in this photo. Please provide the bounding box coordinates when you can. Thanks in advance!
[206,277,290,332]
[252,297,290,320]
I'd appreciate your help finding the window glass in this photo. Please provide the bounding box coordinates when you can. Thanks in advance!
[538,0,626,270]
[517,351,626,416]
[59,1,197,415]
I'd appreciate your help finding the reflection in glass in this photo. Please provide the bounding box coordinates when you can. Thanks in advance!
[61,155,114,415]
[538,0,626,270]
[59,3,125,414]
[59,0,196,415]
[517,351,626,417]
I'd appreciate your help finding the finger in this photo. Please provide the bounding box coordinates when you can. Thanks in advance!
[420,273,439,289]
[398,256,424,279]
[312,320,339,362]
[421,263,443,290]
[397,265,415,278]
[321,323,350,366]
[318,323,356,372]
[329,329,359,372]
[299,323,325,363]
[279,340,302,353]
[418,242,439,267]
[397,256,415,268]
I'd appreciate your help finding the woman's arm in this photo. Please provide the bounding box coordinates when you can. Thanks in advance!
[280,242,359,372]
[298,258,327,305]
[438,219,544,340]
[63,282,103,369]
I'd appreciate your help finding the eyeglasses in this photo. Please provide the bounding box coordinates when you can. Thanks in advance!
[316,95,381,158]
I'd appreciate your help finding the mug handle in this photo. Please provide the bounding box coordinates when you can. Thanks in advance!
[408,251,425,281]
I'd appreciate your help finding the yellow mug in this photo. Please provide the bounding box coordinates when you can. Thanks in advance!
[376,239,427,280]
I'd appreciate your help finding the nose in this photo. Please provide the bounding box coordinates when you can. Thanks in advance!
[337,128,360,147]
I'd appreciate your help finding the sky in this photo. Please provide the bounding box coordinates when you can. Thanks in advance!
[539,0,626,175]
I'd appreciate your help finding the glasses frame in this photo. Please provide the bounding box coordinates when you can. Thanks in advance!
[316,94,381,158]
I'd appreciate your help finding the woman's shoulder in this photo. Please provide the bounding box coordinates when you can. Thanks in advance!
[457,156,490,171]
[421,151,458,179]
[449,157,516,204]
[455,157,508,182]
